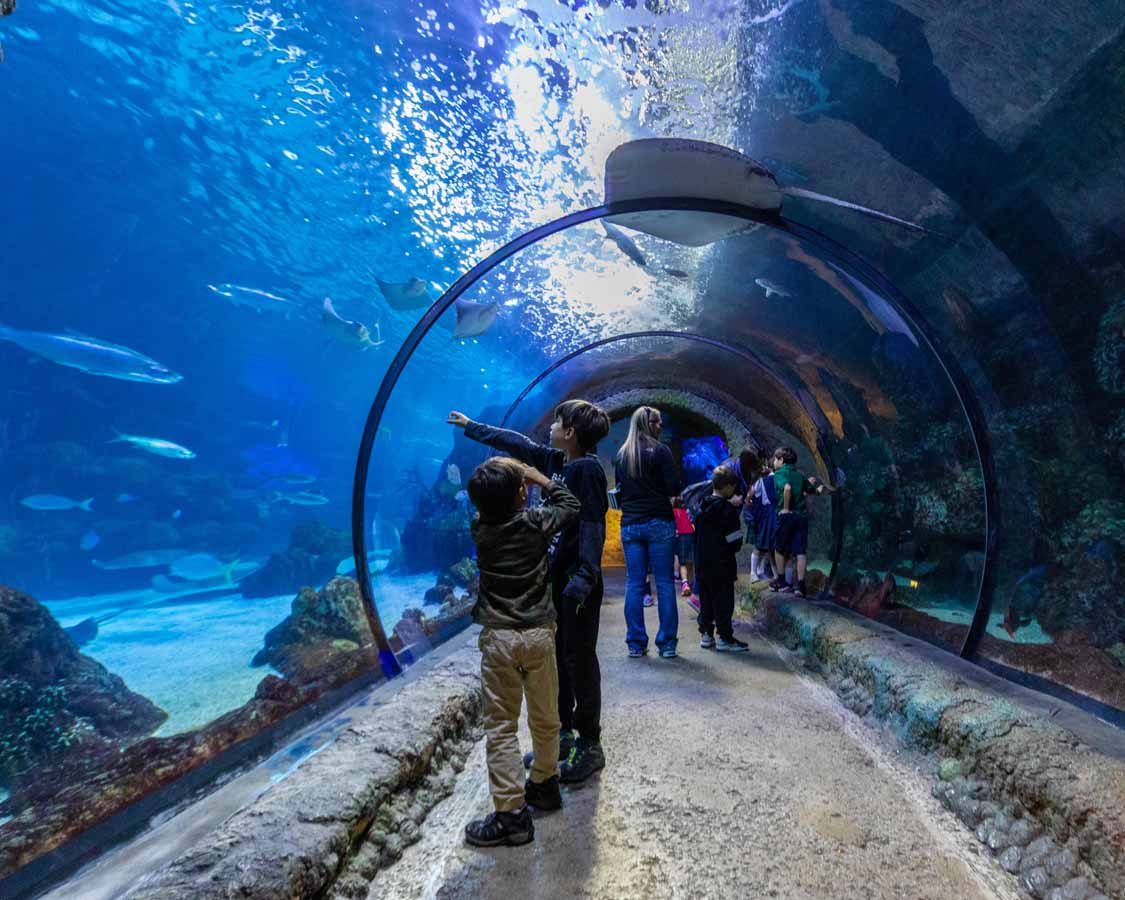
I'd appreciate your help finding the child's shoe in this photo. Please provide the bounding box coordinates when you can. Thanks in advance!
[524,775,562,812]
[628,645,647,658]
[659,645,677,658]
[523,729,574,769]
[642,592,654,607]
[768,576,787,591]
[716,636,749,653]
[687,594,700,612]
[793,580,806,598]
[465,806,534,847]
[559,738,606,785]
[700,633,715,649]
[681,580,692,597]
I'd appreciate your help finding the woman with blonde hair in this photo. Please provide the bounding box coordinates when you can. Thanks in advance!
[614,406,682,658]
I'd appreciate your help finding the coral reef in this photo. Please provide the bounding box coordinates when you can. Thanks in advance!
[241,520,352,599]
[252,576,376,682]
[0,586,166,793]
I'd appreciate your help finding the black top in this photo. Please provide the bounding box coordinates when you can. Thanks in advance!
[471,481,580,629]
[464,420,607,604]
[613,439,680,528]
[693,493,744,581]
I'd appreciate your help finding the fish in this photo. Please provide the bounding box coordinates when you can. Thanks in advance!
[272,490,330,506]
[446,463,462,486]
[272,472,317,485]
[21,494,93,511]
[376,277,432,311]
[452,299,499,339]
[171,553,241,582]
[755,278,791,299]
[109,431,196,459]
[335,549,392,577]
[80,530,101,551]
[322,297,384,350]
[207,284,299,317]
[116,493,139,503]
[171,508,182,519]
[92,548,191,570]
[64,617,99,647]
[601,220,647,267]
[0,324,182,384]
[824,261,918,346]
[663,267,690,279]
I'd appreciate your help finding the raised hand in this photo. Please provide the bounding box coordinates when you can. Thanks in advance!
[446,411,470,428]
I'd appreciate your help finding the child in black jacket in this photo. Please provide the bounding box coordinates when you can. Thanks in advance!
[693,464,749,653]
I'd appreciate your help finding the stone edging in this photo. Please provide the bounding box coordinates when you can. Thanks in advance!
[762,596,1124,900]
[125,643,483,900]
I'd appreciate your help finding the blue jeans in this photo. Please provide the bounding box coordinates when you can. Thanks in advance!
[622,518,678,652]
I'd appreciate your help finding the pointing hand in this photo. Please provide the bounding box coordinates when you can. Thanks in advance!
[447,411,470,428]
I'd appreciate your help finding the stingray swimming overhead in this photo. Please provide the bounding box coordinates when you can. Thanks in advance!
[377,277,433,311]
[322,298,384,350]
[601,220,647,268]
[452,298,499,339]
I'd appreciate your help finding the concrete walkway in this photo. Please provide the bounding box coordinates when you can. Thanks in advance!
[368,575,1016,900]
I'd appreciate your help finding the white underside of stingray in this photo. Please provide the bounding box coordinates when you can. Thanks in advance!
[602,138,947,247]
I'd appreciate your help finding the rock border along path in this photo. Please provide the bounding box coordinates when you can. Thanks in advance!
[763,595,1125,900]
[125,641,483,900]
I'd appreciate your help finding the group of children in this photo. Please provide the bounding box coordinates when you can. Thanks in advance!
[447,402,832,847]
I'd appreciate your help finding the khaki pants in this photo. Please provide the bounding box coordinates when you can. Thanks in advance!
[479,625,560,811]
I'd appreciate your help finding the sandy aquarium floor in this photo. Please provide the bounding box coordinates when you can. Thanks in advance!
[369,576,1018,900]
[44,573,438,736]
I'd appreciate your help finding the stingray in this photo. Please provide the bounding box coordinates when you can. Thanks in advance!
[452,299,499,339]
[601,221,647,267]
[322,298,383,350]
[377,277,432,311]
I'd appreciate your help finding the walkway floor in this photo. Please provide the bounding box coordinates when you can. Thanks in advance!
[368,575,1017,900]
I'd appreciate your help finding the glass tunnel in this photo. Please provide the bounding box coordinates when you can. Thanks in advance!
[1,0,1123,896]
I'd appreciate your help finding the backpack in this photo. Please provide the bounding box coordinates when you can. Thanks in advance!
[680,479,712,524]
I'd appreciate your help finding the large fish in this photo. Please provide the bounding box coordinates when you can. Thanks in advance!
[755,278,791,299]
[207,283,300,318]
[170,552,241,582]
[109,431,196,459]
[601,220,647,267]
[377,277,432,311]
[322,298,383,350]
[453,299,499,339]
[0,324,182,384]
[21,494,93,511]
[272,489,330,506]
[92,548,191,570]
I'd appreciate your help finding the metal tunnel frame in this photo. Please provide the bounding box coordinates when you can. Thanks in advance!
[351,197,999,679]
[494,329,846,593]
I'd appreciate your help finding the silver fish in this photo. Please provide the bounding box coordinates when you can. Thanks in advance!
[601,220,647,267]
[0,324,182,384]
[322,298,383,350]
[377,277,432,311]
[272,490,330,506]
[446,463,462,486]
[171,553,241,582]
[92,548,191,570]
[207,283,299,317]
[109,431,196,459]
[453,299,498,339]
[21,494,93,512]
[755,278,791,299]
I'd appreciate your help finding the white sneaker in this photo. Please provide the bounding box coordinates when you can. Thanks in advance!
[700,634,715,649]
[716,637,749,653]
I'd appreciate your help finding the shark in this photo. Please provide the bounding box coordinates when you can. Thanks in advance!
[601,220,647,267]
[0,323,182,383]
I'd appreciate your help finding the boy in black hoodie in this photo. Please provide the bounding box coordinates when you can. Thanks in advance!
[693,464,750,653]
[447,399,611,784]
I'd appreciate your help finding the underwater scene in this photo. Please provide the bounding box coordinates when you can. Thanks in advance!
[2,0,1124,888]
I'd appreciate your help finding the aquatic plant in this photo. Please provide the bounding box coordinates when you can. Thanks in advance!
[1059,499,1125,555]
[0,679,90,784]
[1094,298,1125,395]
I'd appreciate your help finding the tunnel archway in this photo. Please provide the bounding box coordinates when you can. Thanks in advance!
[351,197,998,677]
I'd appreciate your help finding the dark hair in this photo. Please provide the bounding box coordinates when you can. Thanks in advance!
[738,448,757,472]
[555,399,610,452]
[711,464,739,492]
[467,457,523,521]
[773,446,797,465]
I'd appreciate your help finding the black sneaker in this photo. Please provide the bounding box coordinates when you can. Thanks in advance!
[524,774,562,811]
[716,636,749,653]
[768,577,787,591]
[793,580,806,598]
[523,729,575,769]
[464,806,534,847]
[559,737,605,785]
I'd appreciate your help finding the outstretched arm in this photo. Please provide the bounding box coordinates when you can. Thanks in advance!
[447,410,562,473]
